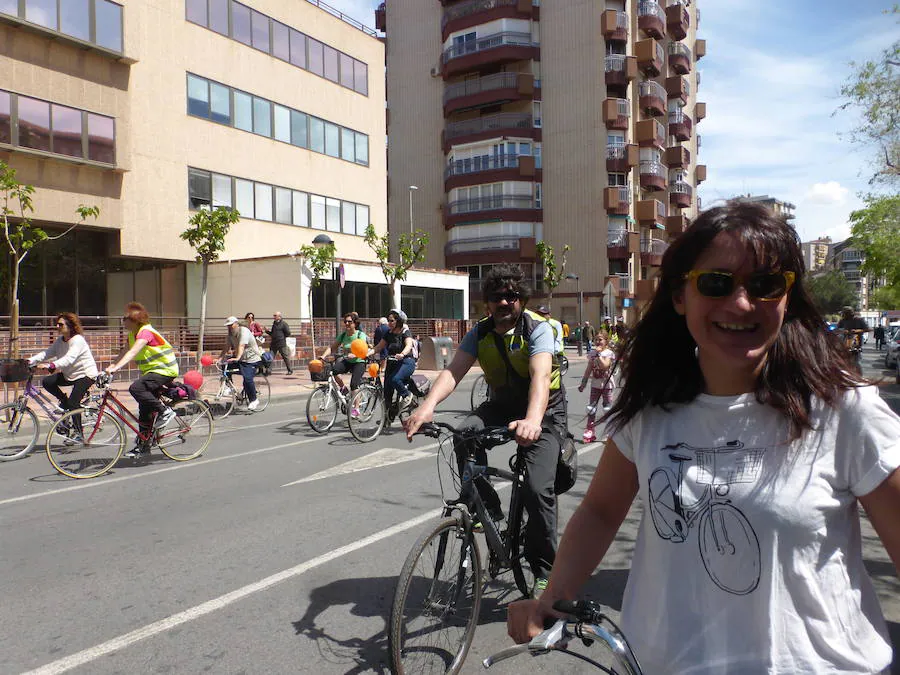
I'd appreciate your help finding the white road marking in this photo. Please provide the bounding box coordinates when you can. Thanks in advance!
[281,442,440,486]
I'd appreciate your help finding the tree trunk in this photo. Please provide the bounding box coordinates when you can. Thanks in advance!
[8,257,20,360]
[547,288,554,312]
[197,261,208,366]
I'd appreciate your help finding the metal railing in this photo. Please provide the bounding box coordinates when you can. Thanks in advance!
[639,80,666,100]
[607,144,627,159]
[668,42,692,60]
[445,153,522,178]
[669,109,691,124]
[607,228,634,247]
[442,0,524,27]
[442,31,535,62]
[303,0,377,37]
[444,72,519,103]
[605,54,629,73]
[609,10,628,30]
[614,274,632,292]
[638,0,665,22]
[447,194,537,214]
[640,160,665,177]
[610,185,632,205]
[445,235,524,255]
[641,238,669,255]
[613,98,630,116]
[444,112,534,140]
[670,181,692,195]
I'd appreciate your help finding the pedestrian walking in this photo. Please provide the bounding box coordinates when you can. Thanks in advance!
[874,324,885,351]
[581,320,595,350]
[244,312,265,342]
[577,332,615,443]
[266,311,293,374]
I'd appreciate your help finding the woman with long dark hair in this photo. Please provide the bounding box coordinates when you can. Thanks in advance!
[508,201,900,673]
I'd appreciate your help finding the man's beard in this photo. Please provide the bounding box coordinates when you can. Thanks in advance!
[494,305,519,325]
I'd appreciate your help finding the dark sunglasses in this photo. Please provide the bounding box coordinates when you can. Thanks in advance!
[684,270,796,301]
[487,291,521,304]
[343,319,354,324]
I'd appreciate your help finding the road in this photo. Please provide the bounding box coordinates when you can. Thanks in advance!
[0,345,897,674]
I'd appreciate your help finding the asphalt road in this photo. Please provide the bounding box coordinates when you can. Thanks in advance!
[0,345,897,674]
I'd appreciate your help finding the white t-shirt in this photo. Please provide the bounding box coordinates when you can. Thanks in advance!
[28,334,98,381]
[587,347,615,383]
[612,386,900,674]
[228,326,262,363]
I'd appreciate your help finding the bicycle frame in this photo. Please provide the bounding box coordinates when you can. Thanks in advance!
[13,370,98,420]
[90,386,180,445]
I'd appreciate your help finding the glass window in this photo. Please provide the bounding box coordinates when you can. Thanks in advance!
[60,0,91,40]
[0,91,10,145]
[212,173,232,208]
[87,113,114,163]
[339,53,354,88]
[292,191,308,227]
[273,104,290,143]
[324,122,339,158]
[308,38,324,76]
[290,110,307,148]
[323,45,339,82]
[275,187,292,223]
[355,204,369,236]
[0,0,16,15]
[18,96,51,152]
[309,117,325,153]
[340,128,354,162]
[51,104,83,158]
[251,9,269,52]
[209,0,228,34]
[310,195,326,230]
[209,82,230,124]
[252,96,271,137]
[231,2,251,46]
[187,74,210,118]
[354,133,368,166]
[233,91,252,132]
[95,0,123,52]
[185,0,207,26]
[188,168,211,209]
[235,179,254,218]
[289,29,306,68]
[254,183,272,221]
[326,197,341,232]
[341,202,355,233]
[26,0,57,29]
[272,21,289,61]
[353,60,368,95]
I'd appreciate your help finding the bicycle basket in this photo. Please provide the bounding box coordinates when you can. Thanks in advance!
[0,359,30,383]
[309,362,332,383]
[694,447,765,485]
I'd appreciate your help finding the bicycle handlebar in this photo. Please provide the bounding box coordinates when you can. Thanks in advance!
[416,421,514,444]
[95,372,112,388]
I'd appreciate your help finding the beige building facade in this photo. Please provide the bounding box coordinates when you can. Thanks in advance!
[378,0,706,324]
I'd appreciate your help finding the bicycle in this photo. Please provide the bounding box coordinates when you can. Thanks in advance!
[388,421,539,674]
[305,359,353,433]
[469,373,491,411]
[45,372,213,479]
[0,359,102,461]
[483,598,643,673]
[201,360,270,419]
[347,357,431,442]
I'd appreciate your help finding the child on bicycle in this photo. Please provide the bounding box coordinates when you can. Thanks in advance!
[508,200,900,673]
[577,331,614,443]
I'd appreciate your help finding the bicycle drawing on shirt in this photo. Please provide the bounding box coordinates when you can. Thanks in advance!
[647,440,763,595]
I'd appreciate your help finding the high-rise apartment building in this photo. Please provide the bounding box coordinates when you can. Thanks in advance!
[745,194,796,222]
[801,236,831,273]
[377,0,706,323]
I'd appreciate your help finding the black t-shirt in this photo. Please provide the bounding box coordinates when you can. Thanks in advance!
[384,327,412,356]
[837,317,868,332]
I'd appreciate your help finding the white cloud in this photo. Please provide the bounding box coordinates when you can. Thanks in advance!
[804,181,849,205]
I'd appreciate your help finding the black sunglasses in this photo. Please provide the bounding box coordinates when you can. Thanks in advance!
[487,291,521,304]
[684,270,796,301]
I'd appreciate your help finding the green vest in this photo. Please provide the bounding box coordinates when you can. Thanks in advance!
[475,309,562,406]
[129,324,179,377]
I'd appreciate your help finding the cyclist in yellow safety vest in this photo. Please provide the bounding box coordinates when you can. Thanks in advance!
[106,301,179,458]
[405,264,567,596]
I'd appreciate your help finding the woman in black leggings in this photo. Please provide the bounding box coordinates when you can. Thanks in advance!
[28,312,99,412]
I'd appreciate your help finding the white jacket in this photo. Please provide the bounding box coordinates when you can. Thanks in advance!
[29,334,99,381]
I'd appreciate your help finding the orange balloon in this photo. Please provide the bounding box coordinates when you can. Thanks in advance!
[308,359,324,373]
[367,362,380,378]
[350,338,369,359]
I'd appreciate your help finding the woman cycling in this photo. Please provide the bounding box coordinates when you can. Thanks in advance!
[28,312,98,413]
[372,309,416,413]
[508,200,900,673]
[320,312,367,393]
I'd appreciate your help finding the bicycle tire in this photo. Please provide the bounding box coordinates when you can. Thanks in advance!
[389,516,482,675]
[253,373,270,411]
[509,478,536,598]
[157,400,213,461]
[347,384,386,443]
[201,380,236,420]
[306,385,338,433]
[46,408,125,479]
[0,403,39,461]
[469,374,490,411]
[559,354,569,376]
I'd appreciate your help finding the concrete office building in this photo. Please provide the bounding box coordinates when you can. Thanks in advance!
[376,0,706,323]
[801,236,831,274]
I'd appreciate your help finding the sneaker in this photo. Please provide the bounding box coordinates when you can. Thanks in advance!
[532,577,549,599]
[398,393,413,411]
[52,405,66,415]
[124,445,148,459]
[583,429,596,443]
[350,407,360,418]
[154,407,176,429]
[247,398,260,411]
[63,433,83,446]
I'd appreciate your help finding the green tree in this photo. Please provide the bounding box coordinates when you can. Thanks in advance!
[364,224,429,302]
[806,271,858,315]
[870,284,900,310]
[535,241,570,310]
[838,5,899,185]
[1,161,99,359]
[849,193,900,289]
[180,206,241,363]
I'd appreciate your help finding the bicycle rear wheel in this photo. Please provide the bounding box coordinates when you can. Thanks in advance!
[469,375,490,411]
[46,408,125,479]
[201,381,236,420]
[347,384,385,443]
[157,400,213,461]
[389,516,482,675]
[306,385,338,433]
[0,403,39,461]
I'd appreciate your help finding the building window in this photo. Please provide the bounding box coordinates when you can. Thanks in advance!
[233,91,253,132]
[324,121,340,158]
[292,191,309,227]
[254,183,273,221]
[608,173,628,186]
[355,133,368,166]
[275,187,292,223]
[188,168,212,209]
[291,110,308,148]
[16,95,51,152]
[187,74,210,118]
[6,0,124,52]
[25,0,57,30]
[272,21,290,61]
[51,103,83,158]
[311,195,326,229]
[212,173,232,208]
[60,0,91,41]
[235,178,254,217]
[209,82,230,124]
[533,101,542,127]
[309,117,325,153]
[252,96,271,136]
[289,29,306,68]
[251,9,269,52]
[231,1,252,45]
[0,91,11,144]
[325,197,341,232]
[323,45,339,83]
[87,113,114,163]
[355,204,369,235]
[308,38,324,76]
[208,0,228,34]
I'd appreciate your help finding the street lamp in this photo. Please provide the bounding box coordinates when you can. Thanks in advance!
[312,233,341,336]
[408,185,419,234]
[566,273,584,356]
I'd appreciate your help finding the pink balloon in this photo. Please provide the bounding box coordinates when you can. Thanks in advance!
[200,354,214,366]
[183,370,204,390]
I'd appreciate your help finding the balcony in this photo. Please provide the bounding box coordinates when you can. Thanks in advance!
[441,31,539,78]
[666,213,690,235]
[638,0,665,39]
[695,101,706,122]
[639,160,666,191]
[604,185,632,216]
[374,2,385,31]
[636,118,666,149]
[664,144,690,167]
[636,197,667,228]
[668,42,692,75]
[695,38,706,59]
[666,75,690,105]
[665,1,690,40]
[602,97,630,131]
[636,277,660,303]
[443,193,541,227]
[641,237,668,266]
[639,80,666,117]
[669,181,692,209]
[668,109,692,141]
[443,112,538,151]
[601,9,628,42]
[609,274,634,301]
[636,38,664,77]
[441,0,537,41]
[445,235,537,266]
[605,54,638,88]
[696,164,707,183]
[608,228,640,260]
[444,153,539,190]
[607,144,638,172]
[443,72,535,115]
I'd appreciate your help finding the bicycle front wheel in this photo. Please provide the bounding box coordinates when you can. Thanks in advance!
[509,484,535,599]
[389,516,482,675]
[306,385,338,433]
[469,375,490,411]
[347,384,386,443]
[0,403,39,461]
[157,400,213,461]
[46,408,125,479]
[202,381,236,420]
[253,373,270,411]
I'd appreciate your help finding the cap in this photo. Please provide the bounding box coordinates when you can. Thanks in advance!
[535,305,550,315]
[224,316,239,326]
[603,315,611,321]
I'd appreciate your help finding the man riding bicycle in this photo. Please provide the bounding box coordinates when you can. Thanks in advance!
[836,306,868,349]
[406,264,566,596]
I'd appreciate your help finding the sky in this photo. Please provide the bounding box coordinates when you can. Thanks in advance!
[321,0,896,243]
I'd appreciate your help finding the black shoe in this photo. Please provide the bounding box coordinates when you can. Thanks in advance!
[124,445,148,459]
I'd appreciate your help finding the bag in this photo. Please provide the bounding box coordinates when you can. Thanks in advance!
[409,373,431,397]
[285,336,297,358]
[163,381,198,401]
[554,433,578,494]
[261,351,274,364]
